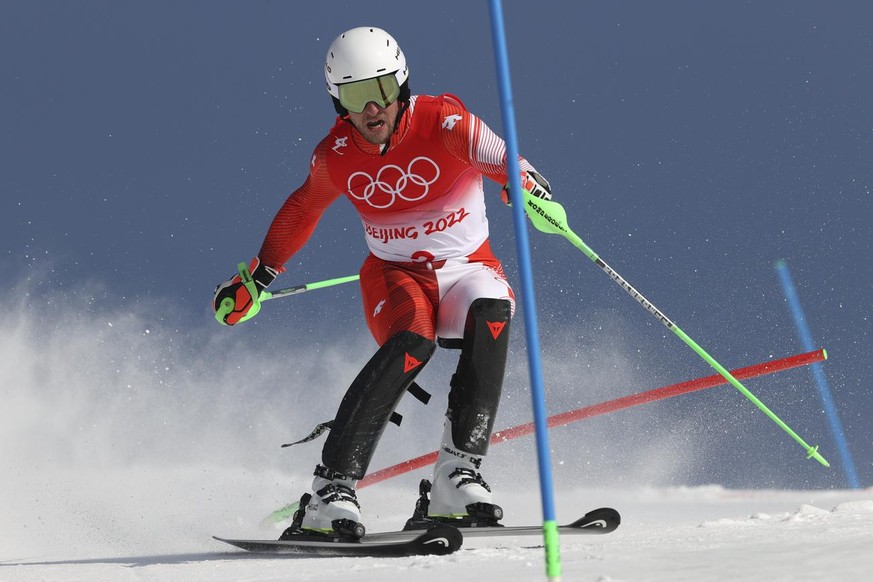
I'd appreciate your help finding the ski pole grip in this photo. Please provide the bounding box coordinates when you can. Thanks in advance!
[213,261,259,325]
[237,261,263,302]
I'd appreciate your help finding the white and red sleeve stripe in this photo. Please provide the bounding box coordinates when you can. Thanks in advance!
[440,98,537,185]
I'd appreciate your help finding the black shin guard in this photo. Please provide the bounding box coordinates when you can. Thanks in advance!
[322,331,435,479]
[447,298,512,455]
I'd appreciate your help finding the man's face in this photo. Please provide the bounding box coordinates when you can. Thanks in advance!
[348,100,401,145]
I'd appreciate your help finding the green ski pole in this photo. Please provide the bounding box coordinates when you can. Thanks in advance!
[261,274,360,301]
[521,190,829,467]
[214,264,359,324]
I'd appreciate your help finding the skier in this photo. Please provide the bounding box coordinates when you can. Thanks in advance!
[212,26,553,538]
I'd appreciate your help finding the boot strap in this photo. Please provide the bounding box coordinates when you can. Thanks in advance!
[447,467,492,492]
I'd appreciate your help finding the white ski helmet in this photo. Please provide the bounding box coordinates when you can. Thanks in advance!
[325,27,409,113]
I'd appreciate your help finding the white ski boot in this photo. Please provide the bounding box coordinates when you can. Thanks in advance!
[426,422,503,524]
[281,464,365,539]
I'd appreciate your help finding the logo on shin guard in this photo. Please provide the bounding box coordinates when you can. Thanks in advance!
[486,321,506,340]
[404,352,423,373]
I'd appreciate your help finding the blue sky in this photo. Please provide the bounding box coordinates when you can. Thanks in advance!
[3,2,871,489]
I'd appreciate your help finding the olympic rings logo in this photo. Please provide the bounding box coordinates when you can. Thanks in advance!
[347,157,440,209]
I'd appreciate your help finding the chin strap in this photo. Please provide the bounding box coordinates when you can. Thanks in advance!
[379,98,410,156]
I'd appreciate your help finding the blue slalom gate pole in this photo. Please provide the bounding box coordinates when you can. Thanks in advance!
[776,260,861,488]
[488,2,562,579]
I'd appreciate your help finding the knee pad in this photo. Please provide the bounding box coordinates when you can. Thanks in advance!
[447,298,512,455]
[322,330,435,479]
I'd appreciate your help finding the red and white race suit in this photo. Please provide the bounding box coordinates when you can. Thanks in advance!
[258,94,539,345]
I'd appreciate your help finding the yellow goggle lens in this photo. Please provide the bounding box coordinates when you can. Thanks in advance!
[338,74,401,114]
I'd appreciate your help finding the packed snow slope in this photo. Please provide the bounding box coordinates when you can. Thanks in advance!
[2,484,872,582]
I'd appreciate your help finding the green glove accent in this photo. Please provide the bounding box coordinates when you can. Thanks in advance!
[214,297,235,325]
[213,262,264,326]
[234,261,263,323]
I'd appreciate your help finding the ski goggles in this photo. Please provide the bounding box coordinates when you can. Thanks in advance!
[337,73,401,114]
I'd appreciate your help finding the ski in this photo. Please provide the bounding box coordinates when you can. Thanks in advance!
[456,507,620,539]
[214,524,462,557]
[366,507,621,543]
